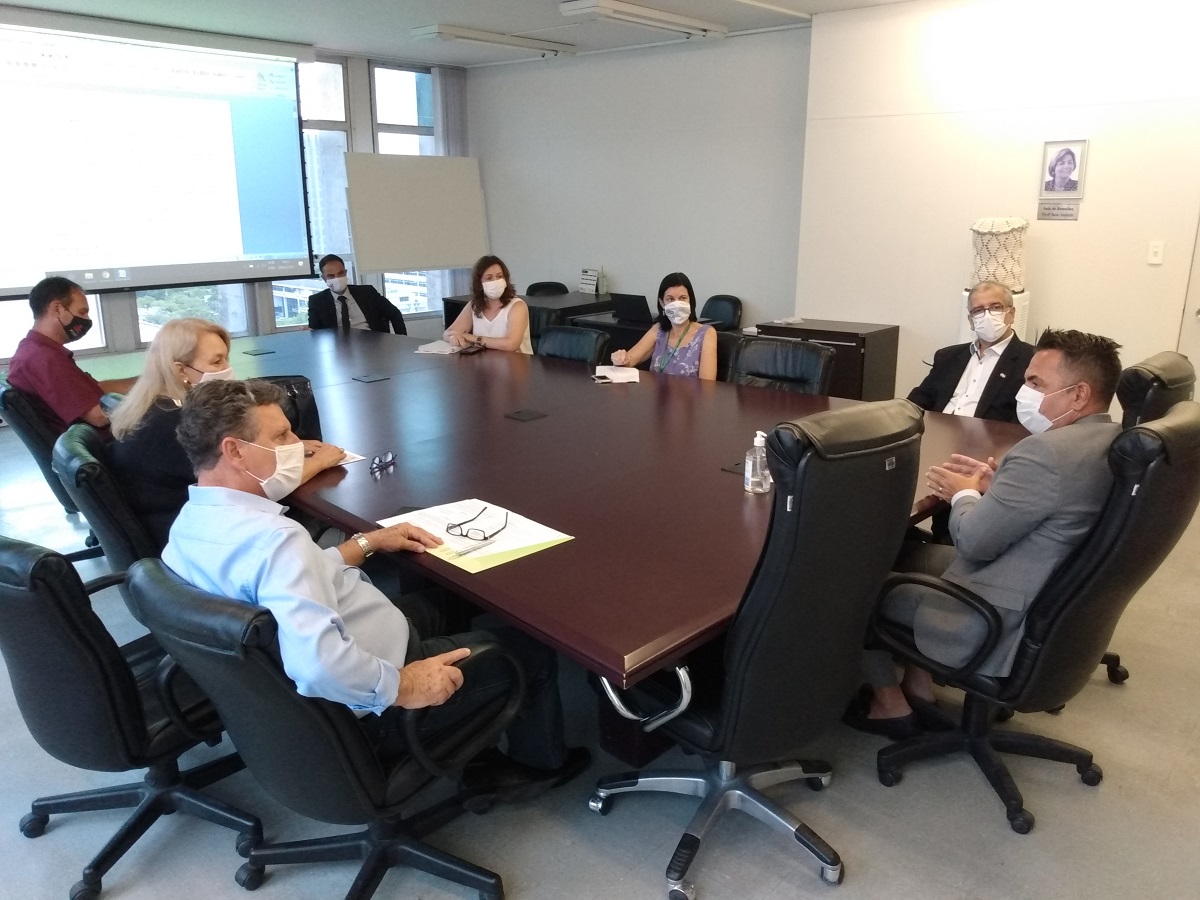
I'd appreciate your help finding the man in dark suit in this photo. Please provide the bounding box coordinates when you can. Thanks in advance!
[307,254,407,334]
[907,281,1034,424]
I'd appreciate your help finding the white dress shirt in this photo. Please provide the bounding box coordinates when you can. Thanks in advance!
[942,332,1014,416]
[338,287,371,331]
[163,485,407,715]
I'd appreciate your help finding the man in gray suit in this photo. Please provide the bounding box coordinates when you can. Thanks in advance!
[848,329,1123,738]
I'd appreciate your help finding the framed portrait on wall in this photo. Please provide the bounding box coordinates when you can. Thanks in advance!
[1039,139,1087,200]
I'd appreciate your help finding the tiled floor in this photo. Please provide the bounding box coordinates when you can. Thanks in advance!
[1,422,1198,899]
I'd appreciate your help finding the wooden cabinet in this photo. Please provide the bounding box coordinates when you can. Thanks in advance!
[755,319,899,401]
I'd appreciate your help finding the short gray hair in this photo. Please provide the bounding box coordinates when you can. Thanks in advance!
[176,379,285,473]
[967,281,1013,308]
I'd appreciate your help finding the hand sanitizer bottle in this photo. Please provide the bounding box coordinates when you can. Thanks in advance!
[744,430,772,494]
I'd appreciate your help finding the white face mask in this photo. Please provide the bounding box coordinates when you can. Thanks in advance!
[241,440,305,502]
[482,278,507,300]
[325,275,348,294]
[196,366,235,383]
[662,300,691,326]
[971,309,1009,344]
[1015,383,1078,434]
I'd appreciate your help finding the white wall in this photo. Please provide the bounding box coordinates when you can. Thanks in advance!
[466,29,810,327]
[797,0,1200,397]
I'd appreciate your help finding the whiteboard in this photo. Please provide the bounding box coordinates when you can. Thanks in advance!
[344,153,488,273]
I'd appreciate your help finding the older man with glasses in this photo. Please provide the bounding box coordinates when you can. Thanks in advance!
[908,280,1035,424]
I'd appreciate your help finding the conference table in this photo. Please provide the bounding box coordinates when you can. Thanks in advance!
[248,331,1027,696]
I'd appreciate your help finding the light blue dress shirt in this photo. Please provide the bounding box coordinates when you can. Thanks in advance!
[162,485,408,715]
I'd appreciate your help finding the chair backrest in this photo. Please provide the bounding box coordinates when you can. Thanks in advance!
[258,374,323,441]
[716,400,923,764]
[0,376,79,514]
[125,559,504,826]
[0,536,150,771]
[535,326,611,366]
[700,294,742,331]
[714,330,742,382]
[1116,351,1195,428]
[525,281,569,297]
[53,424,161,572]
[728,336,835,395]
[1001,401,1200,711]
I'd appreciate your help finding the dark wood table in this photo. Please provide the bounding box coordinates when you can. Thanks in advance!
[284,333,1027,690]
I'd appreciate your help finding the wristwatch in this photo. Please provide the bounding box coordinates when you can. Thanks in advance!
[351,532,374,559]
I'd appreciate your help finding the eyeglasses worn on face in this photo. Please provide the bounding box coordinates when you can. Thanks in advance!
[968,303,1009,320]
[446,506,509,542]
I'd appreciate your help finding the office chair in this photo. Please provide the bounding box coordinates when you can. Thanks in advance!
[0,536,259,900]
[535,325,611,366]
[525,305,564,354]
[727,336,835,394]
[0,377,104,561]
[713,330,742,382]
[1095,351,1196,682]
[524,281,569,296]
[53,423,162,575]
[872,401,1200,833]
[125,558,526,900]
[589,399,923,896]
[699,295,742,331]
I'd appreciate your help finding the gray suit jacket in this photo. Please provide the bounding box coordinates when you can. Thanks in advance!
[917,413,1120,675]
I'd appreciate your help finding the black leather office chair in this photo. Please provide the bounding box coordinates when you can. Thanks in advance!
[536,325,611,366]
[526,305,564,354]
[258,374,323,441]
[872,401,1200,833]
[1094,351,1196,683]
[53,423,162,575]
[714,330,741,383]
[0,536,259,900]
[0,376,104,561]
[125,558,525,900]
[727,336,835,394]
[524,281,569,296]
[589,399,923,895]
[699,295,742,331]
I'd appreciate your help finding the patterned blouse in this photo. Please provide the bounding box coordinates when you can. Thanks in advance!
[650,323,712,377]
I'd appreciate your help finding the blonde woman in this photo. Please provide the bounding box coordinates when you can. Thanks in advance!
[110,318,344,545]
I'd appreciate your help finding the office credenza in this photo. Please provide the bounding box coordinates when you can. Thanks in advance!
[754,319,899,401]
[442,291,617,331]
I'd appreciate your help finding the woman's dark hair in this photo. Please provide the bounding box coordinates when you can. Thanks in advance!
[470,255,515,315]
[656,272,697,331]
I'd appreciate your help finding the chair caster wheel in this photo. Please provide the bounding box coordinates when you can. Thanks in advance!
[995,708,1015,723]
[821,862,844,884]
[667,880,695,900]
[235,830,259,858]
[1079,764,1103,786]
[807,775,831,791]
[463,793,496,815]
[1107,665,1129,684]
[236,863,265,891]
[588,792,613,815]
[69,879,100,900]
[1008,809,1034,834]
[877,768,902,787]
[20,812,48,837]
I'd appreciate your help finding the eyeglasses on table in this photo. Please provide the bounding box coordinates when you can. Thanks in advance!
[446,506,509,542]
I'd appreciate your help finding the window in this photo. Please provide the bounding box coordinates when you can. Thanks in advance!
[135,285,248,344]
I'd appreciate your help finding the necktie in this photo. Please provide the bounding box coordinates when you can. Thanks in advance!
[338,294,350,330]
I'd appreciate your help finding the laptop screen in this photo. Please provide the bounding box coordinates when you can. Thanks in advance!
[611,293,653,323]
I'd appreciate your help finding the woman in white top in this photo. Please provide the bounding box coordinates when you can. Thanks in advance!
[443,256,533,354]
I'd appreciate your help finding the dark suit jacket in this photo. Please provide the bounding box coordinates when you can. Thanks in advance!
[308,285,407,334]
[907,336,1035,423]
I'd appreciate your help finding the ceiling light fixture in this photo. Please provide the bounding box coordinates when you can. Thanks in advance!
[559,1,728,39]
[411,25,576,57]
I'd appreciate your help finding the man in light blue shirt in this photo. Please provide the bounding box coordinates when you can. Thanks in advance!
[164,379,588,798]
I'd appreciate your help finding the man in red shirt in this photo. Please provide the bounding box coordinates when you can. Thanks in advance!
[7,277,135,435]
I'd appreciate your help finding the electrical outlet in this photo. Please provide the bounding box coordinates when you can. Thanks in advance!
[1147,241,1165,265]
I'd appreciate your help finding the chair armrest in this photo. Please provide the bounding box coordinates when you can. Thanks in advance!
[402,641,525,779]
[83,572,128,595]
[154,655,223,745]
[871,572,1004,681]
[599,666,693,733]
